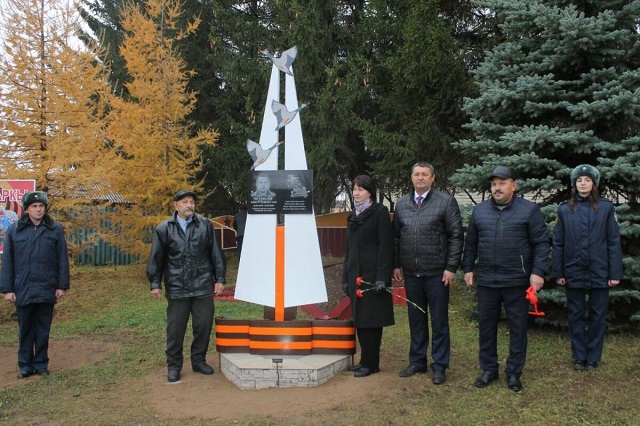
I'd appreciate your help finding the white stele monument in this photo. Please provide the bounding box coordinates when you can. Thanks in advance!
[234,52,327,308]
[218,48,350,390]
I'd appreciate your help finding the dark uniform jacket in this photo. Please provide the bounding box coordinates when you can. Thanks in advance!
[0,214,70,307]
[552,197,623,288]
[393,189,463,276]
[146,213,226,300]
[462,196,550,287]
[342,203,395,328]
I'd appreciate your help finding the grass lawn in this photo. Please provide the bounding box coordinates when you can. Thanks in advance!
[0,259,639,425]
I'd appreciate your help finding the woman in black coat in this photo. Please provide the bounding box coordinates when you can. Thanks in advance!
[552,164,623,371]
[342,175,395,377]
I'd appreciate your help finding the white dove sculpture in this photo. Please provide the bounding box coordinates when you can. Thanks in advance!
[246,139,283,170]
[272,100,307,130]
[260,46,298,76]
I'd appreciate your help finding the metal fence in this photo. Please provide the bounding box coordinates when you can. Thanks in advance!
[70,222,346,266]
[72,227,140,266]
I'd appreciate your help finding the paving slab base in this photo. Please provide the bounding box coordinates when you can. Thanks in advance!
[220,353,351,390]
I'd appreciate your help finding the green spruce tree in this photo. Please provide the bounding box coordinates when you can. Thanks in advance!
[202,0,365,214]
[358,0,487,202]
[452,0,640,328]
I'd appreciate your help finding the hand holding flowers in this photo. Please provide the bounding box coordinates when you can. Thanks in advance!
[355,276,426,314]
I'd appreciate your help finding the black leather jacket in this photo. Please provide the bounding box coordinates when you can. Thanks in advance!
[146,213,226,300]
[393,189,464,276]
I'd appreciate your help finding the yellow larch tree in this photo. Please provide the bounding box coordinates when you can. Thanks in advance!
[104,0,218,256]
[0,0,117,253]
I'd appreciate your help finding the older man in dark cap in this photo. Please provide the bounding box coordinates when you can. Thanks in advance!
[146,190,226,383]
[461,166,550,392]
[0,191,70,379]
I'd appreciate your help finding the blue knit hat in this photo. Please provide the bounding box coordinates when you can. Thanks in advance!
[570,164,600,187]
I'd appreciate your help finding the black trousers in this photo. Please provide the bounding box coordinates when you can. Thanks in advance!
[566,287,609,363]
[356,327,383,370]
[166,296,214,371]
[477,285,529,376]
[404,274,450,371]
[16,303,55,372]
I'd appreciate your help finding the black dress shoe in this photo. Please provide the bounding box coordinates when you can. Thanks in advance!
[348,363,362,372]
[507,375,523,392]
[353,367,380,378]
[37,369,50,376]
[192,363,214,375]
[474,371,498,388]
[586,362,599,371]
[573,360,586,371]
[17,369,35,380]
[432,369,446,385]
[399,364,427,377]
[167,370,181,382]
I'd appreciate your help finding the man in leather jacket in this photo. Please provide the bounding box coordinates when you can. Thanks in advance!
[146,190,226,383]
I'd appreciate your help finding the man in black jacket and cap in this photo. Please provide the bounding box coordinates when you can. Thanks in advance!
[462,166,549,392]
[147,190,226,383]
[0,191,70,379]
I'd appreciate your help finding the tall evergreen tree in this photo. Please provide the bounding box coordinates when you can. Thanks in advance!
[193,0,272,214]
[358,0,484,202]
[200,1,491,213]
[452,0,640,327]
[270,0,367,213]
[200,0,363,214]
[78,0,133,97]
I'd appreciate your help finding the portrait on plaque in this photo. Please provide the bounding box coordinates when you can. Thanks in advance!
[248,170,313,214]
[251,173,276,201]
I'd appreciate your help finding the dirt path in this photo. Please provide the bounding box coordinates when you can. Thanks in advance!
[0,338,121,389]
[1,338,400,423]
[144,357,375,422]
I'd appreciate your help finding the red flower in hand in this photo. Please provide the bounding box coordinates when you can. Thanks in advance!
[354,276,427,314]
[526,286,545,317]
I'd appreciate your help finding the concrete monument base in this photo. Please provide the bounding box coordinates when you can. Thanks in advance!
[220,353,351,390]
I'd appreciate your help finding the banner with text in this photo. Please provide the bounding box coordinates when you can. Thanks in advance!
[1,180,36,254]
